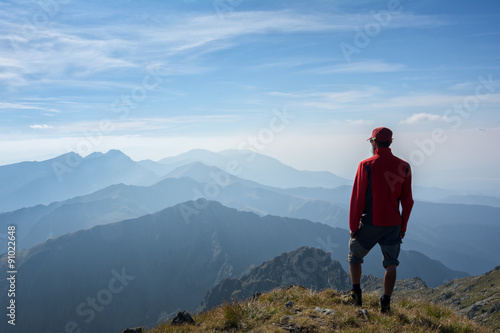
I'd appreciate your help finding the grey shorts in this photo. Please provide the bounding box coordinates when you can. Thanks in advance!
[347,223,402,268]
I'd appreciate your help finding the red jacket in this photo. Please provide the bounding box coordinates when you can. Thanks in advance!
[349,148,414,233]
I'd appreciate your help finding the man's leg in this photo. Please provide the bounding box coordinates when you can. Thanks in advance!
[344,262,362,306]
[383,265,397,296]
[349,262,362,285]
[346,241,365,307]
[380,226,401,313]
[380,264,397,313]
[346,225,375,307]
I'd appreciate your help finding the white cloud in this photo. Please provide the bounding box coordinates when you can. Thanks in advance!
[0,102,40,110]
[24,115,241,135]
[29,124,53,129]
[400,113,447,124]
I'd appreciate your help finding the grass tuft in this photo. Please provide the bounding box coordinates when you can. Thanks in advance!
[426,303,452,320]
[222,301,245,329]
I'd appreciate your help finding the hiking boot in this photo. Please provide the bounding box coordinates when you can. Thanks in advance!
[380,297,391,313]
[341,289,362,307]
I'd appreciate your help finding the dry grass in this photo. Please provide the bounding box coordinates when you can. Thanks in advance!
[146,286,494,333]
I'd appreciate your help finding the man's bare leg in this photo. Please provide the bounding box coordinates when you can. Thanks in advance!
[344,262,363,306]
[383,265,397,296]
[349,263,362,285]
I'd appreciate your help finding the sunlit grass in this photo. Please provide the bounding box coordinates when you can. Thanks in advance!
[146,286,493,333]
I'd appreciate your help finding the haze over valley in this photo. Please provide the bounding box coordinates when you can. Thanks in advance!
[1,148,499,331]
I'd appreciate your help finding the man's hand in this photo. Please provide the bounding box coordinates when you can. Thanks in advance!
[400,231,406,240]
[350,230,358,239]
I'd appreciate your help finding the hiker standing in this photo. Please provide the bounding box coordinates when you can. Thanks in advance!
[345,127,414,313]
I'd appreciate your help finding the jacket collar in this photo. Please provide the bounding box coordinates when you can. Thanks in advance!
[375,147,392,156]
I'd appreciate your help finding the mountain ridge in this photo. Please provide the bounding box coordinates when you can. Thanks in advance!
[159,148,351,189]
[2,159,496,276]
[0,149,159,212]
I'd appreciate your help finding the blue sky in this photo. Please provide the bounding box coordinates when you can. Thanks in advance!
[1,0,499,195]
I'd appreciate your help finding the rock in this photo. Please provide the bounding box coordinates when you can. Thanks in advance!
[251,292,261,301]
[468,303,484,319]
[122,328,142,333]
[171,311,195,325]
[284,301,294,309]
[314,306,335,315]
[487,303,499,314]
[357,309,370,321]
[438,291,453,301]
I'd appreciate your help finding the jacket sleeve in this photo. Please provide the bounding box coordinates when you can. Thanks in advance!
[349,162,368,232]
[400,163,414,232]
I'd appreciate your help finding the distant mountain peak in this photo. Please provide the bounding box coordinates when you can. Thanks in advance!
[84,151,104,159]
[106,149,126,155]
[159,149,350,189]
[52,151,82,161]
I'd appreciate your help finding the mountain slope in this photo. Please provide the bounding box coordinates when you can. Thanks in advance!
[0,201,348,333]
[0,177,200,250]
[397,265,500,331]
[404,201,500,275]
[0,164,347,252]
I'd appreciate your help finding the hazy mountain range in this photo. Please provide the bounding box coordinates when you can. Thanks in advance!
[0,150,158,213]
[0,148,498,333]
[1,149,498,276]
[2,149,497,214]
[0,149,351,213]
[0,201,468,333]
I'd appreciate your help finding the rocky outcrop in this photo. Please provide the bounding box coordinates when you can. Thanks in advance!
[171,311,195,325]
[202,246,351,310]
[122,328,142,333]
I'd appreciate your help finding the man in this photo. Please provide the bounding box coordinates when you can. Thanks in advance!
[343,127,414,313]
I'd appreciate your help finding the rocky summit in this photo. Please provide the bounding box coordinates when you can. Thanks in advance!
[202,246,351,310]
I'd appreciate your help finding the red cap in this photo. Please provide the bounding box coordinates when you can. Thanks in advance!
[367,127,393,142]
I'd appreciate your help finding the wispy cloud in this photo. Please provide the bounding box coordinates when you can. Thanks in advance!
[0,101,64,115]
[373,93,500,110]
[29,124,53,129]
[22,115,241,135]
[266,87,381,111]
[312,60,406,74]
[0,6,447,90]
[400,113,447,124]
[0,102,42,110]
